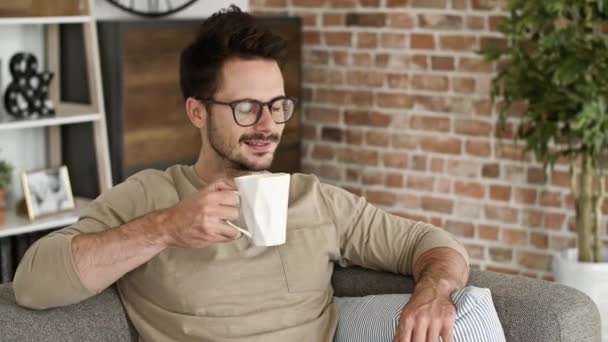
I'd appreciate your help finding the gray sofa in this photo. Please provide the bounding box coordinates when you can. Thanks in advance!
[0,267,601,342]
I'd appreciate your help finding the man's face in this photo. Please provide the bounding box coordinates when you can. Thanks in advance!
[204,58,286,171]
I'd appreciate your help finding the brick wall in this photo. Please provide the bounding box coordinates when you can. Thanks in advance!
[250,0,608,280]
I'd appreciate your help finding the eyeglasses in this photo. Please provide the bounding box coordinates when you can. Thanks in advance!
[198,96,297,127]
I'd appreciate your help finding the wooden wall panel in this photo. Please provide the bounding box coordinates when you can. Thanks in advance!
[0,0,88,17]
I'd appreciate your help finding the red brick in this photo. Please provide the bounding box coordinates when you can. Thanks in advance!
[362,171,384,185]
[465,140,491,157]
[307,50,329,65]
[386,0,408,6]
[397,193,421,209]
[544,212,565,230]
[360,0,381,6]
[420,136,462,154]
[332,51,348,66]
[431,56,455,71]
[418,14,463,30]
[452,0,467,9]
[301,13,318,27]
[410,115,451,132]
[303,30,321,45]
[503,229,527,245]
[381,33,407,48]
[413,95,448,111]
[430,158,444,173]
[440,35,477,51]
[411,34,435,49]
[490,185,511,201]
[485,205,518,223]
[366,190,397,206]
[305,107,340,124]
[452,77,475,93]
[482,163,499,178]
[455,119,493,136]
[345,130,363,144]
[346,168,360,182]
[454,181,485,198]
[344,110,392,127]
[474,99,493,116]
[387,74,409,89]
[375,53,390,68]
[321,127,342,142]
[302,123,318,139]
[489,247,513,262]
[412,75,449,91]
[421,196,454,213]
[472,0,499,10]
[521,209,542,228]
[292,0,324,6]
[323,13,345,26]
[333,0,357,7]
[412,155,427,171]
[324,32,352,46]
[346,13,387,27]
[352,53,373,67]
[496,143,528,161]
[347,70,384,87]
[466,15,485,30]
[551,170,570,188]
[344,186,362,196]
[459,57,494,73]
[464,244,484,259]
[366,131,390,146]
[311,145,336,160]
[377,93,414,108]
[478,224,499,240]
[436,178,451,193]
[388,13,415,28]
[446,159,481,178]
[411,0,447,8]
[382,152,408,168]
[540,190,562,208]
[530,232,548,249]
[445,220,475,237]
[407,175,435,191]
[518,251,552,271]
[337,148,379,165]
[481,36,508,50]
[357,32,378,48]
[391,134,418,149]
[385,173,403,188]
[489,15,505,32]
[486,266,518,275]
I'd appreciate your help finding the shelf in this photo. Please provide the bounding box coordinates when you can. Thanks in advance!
[0,16,91,25]
[0,111,101,130]
[0,197,91,238]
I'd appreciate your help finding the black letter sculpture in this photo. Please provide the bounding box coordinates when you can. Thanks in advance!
[3,52,55,119]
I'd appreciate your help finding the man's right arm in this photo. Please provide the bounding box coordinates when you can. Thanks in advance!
[13,177,242,309]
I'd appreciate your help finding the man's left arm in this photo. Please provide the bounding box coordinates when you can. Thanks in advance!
[393,247,468,342]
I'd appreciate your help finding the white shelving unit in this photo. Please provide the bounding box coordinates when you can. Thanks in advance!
[0,0,112,238]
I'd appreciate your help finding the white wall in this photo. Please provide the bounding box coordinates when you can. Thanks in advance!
[0,0,248,204]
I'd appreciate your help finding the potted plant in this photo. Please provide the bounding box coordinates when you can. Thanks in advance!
[481,0,608,335]
[0,159,13,225]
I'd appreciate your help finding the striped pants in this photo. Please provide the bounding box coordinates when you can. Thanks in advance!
[334,286,506,342]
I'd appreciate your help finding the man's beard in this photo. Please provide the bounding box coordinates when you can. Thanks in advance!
[207,117,280,171]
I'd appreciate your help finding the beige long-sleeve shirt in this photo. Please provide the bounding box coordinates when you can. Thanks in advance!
[14,165,468,342]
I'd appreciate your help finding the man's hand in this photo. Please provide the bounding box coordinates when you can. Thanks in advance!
[159,178,242,248]
[393,279,456,342]
[394,247,468,342]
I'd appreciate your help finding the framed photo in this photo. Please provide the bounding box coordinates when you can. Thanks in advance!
[21,166,75,220]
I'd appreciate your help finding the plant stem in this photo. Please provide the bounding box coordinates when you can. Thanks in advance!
[576,155,594,262]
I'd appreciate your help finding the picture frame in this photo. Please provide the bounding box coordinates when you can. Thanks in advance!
[21,165,75,220]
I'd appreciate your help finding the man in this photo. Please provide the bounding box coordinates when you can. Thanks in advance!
[13,6,504,342]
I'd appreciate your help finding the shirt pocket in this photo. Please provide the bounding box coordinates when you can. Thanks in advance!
[277,223,339,293]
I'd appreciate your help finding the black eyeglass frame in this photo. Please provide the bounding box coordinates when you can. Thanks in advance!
[197,95,298,127]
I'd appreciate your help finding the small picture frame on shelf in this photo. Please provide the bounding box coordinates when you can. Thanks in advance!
[21,165,74,220]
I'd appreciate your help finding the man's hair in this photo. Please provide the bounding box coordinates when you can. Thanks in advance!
[179,5,288,100]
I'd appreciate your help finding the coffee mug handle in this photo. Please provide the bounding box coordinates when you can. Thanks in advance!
[225,220,252,238]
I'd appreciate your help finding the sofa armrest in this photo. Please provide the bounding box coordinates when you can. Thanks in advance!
[331,266,601,342]
[0,283,137,342]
